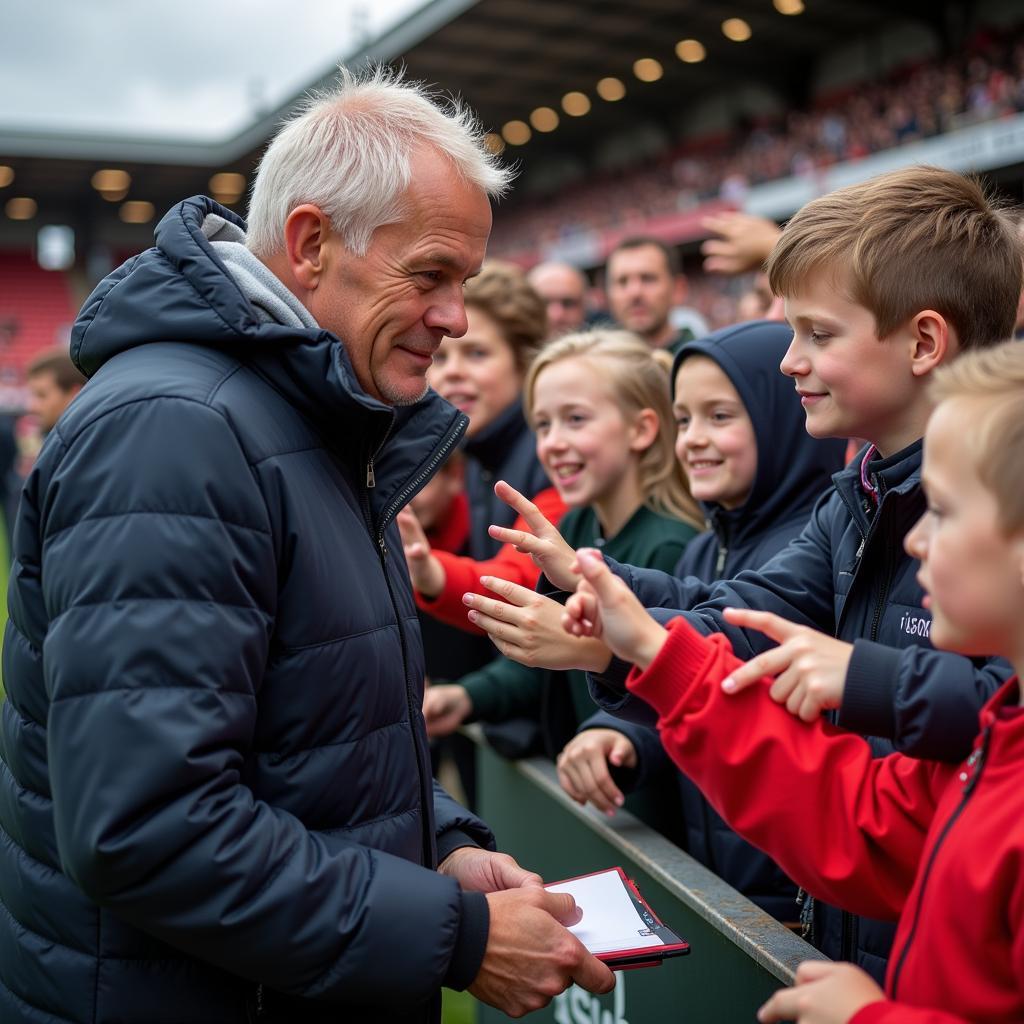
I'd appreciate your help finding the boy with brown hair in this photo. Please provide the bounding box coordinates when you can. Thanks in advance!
[565,337,1024,1022]
[475,165,1021,978]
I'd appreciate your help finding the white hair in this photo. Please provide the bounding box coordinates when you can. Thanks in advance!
[246,65,513,257]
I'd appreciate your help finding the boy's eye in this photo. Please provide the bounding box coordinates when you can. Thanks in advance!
[711,411,732,423]
[676,416,690,429]
[467,348,489,360]
[809,330,831,345]
[567,413,587,426]
[927,505,945,519]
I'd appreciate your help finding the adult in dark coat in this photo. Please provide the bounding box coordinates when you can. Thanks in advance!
[0,69,612,1024]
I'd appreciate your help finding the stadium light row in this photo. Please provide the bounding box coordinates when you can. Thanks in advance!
[0,164,248,225]
[489,0,806,151]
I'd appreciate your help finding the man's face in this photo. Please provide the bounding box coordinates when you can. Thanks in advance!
[27,372,79,432]
[310,148,492,406]
[529,265,586,338]
[606,244,677,343]
[905,398,1024,660]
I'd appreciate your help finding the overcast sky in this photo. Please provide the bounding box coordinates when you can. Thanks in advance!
[0,0,427,140]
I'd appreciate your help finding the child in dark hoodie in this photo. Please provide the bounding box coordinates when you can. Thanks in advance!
[556,320,848,922]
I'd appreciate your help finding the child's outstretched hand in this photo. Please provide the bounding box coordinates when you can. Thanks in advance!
[757,960,884,1023]
[719,608,854,721]
[563,549,667,671]
[557,729,637,815]
[422,684,472,738]
[397,507,446,598]
[463,576,611,672]
[488,480,579,592]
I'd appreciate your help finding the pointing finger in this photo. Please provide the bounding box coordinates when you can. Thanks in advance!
[722,607,805,644]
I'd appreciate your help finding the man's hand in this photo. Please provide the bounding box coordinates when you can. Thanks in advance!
[463,575,612,672]
[557,729,637,814]
[700,212,782,275]
[470,888,616,1018]
[757,961,884,1023]
[397,507,446,598]
[562,549,667,671]
[488,480,579,592]
[422,684,472,738]
[438,847,543,893]
[720,608,854,721]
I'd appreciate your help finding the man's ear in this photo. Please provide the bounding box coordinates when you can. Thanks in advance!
[629,408,661,452]
[282,204,333,292]
[909,309,953,378]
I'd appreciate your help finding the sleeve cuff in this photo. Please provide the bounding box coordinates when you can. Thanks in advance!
[838,639,899,740]
[461,675,498,722]
[625,617,719,717]
[443,891,490,991]
[435,828,481,865]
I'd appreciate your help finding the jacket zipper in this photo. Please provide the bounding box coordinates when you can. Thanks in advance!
[889,727,991,998]
[364,413,468,866]
[375,414,468,527]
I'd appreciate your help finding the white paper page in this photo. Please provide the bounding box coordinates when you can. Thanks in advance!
[545,869,663,954]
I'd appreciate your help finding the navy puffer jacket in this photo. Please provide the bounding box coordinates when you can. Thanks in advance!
[0,197,493,1024]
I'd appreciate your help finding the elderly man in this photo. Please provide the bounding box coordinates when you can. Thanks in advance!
[0,68,613,1024]
[605,235,693,351]
[527,260,587,338]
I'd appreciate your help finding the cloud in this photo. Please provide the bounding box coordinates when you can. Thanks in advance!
[0,0,422,138]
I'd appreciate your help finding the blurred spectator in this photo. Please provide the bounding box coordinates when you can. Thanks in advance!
[25,348,86,434]
[527,261,588,339]
[605,237,691,351]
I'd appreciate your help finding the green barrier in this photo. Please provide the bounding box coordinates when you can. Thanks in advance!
[469,730,824,1023]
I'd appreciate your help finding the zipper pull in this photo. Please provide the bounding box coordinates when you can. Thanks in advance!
[366,458,376,488]
[715,545,727,575]
[960,726,991,794]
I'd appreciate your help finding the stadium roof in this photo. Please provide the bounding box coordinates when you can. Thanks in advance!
[0,0,959,241]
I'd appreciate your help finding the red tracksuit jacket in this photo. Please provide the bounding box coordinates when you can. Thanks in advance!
[625,617,1024,1023]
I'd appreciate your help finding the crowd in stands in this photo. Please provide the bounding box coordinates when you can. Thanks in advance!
[490,27,1024,259]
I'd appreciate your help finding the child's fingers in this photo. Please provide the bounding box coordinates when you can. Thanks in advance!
[722,643,795,694]
[756,985,799,1023]
[479,575,537,607]
[609,734,637,769]
[793,959,835,983]
[722,607,804,644]
[487,523,544,555]
[463,591,521,624]
[494,479,558,536]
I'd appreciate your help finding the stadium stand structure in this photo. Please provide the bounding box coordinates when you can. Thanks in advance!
[3,0,1024,339]
[0,251,76,374]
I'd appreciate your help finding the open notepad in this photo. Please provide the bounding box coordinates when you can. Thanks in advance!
[545,867,691,969]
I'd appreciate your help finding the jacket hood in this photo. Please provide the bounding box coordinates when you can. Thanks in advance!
[70,196,465,486]
[671,319,847,540]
